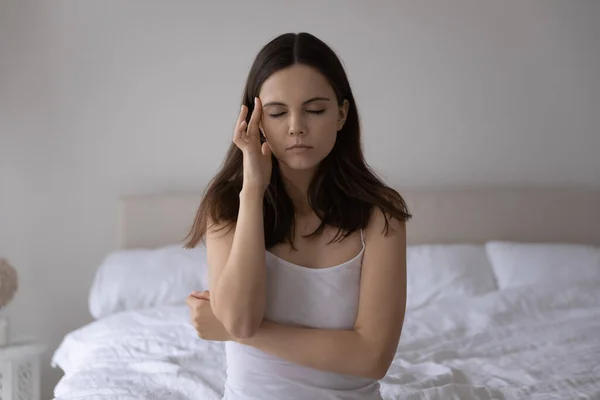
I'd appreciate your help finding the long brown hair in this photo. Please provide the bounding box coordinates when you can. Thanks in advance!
[185,32,411,249]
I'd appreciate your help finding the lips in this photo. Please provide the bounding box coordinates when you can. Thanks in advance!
[287,144,313,150]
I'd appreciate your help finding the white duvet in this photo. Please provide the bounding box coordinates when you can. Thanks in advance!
[51,281,600,400]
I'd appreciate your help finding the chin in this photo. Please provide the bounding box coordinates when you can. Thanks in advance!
[280,156,323,172]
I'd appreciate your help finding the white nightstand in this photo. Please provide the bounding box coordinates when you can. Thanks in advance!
[0,340,46,400]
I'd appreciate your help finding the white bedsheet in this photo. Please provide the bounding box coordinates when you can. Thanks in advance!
[51,281,600,400]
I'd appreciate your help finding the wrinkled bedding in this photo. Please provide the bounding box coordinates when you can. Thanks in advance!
[52,281,600,399]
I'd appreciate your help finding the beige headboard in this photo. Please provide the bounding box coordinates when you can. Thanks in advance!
[117,187,600,249]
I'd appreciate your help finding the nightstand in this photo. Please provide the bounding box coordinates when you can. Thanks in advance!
[0,341,47,400]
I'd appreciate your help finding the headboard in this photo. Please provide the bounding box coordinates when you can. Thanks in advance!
[117,187,600,249]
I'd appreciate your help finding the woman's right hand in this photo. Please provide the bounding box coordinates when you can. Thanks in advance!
[233,97,273,192]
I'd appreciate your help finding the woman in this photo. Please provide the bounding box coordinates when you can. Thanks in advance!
[186,32,411,400]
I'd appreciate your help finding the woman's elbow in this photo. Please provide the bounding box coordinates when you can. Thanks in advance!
[365,351,393,380]
[366,364,389,381]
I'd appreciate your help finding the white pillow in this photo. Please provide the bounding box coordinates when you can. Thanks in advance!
[406,244,498,309]
[88,244,208,319]
[485,241,600,289]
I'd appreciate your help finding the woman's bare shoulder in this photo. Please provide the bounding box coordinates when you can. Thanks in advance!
[364,206,406,242]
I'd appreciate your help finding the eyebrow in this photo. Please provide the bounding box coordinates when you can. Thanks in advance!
[262,96,331,108]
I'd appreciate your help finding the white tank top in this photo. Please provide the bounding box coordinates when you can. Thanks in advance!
[223,231,382,400]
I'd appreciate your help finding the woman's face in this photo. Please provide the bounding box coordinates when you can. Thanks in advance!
[258,64,349,172]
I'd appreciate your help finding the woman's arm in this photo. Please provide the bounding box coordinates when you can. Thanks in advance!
[238,321,387,380]
[207,187,267,339]
[239,209,407,380]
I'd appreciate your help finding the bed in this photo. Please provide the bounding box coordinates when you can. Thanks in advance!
[51,187,600,400]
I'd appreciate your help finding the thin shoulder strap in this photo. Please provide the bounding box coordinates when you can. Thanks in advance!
[360,229,365,246]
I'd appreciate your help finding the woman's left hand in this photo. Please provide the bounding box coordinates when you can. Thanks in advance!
[187,290,233,342]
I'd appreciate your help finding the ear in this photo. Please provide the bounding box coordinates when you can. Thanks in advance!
[337,99,350,131]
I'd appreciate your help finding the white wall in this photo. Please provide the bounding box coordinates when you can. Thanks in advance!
[1,0,599,398]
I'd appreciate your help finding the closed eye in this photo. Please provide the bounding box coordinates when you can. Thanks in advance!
[268,110,326,118]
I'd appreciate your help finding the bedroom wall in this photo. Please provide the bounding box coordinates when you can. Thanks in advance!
[1,0,599,398]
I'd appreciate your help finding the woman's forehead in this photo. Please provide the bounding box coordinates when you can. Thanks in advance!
[259,65,334,104]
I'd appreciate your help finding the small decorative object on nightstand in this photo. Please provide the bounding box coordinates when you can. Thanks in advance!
[0,258,18,347]
[0,259,45,399]
[0,340,47,400]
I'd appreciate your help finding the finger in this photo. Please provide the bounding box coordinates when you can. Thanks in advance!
[233,105,248,142]
[187,295,203,307]
[236,104,248,129]
[248,97,262,139]
[240,120,248,137]
[233,121,248,146]
[199,299,211,308]
[194,291,210,300]
[261,141,272,157]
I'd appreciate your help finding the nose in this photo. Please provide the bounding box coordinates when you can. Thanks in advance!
[288,113,307,136]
